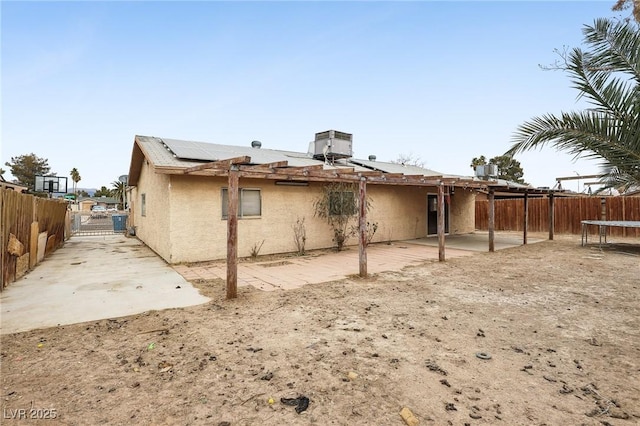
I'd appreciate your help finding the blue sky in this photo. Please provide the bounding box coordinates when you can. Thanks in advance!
[1,1,626,192]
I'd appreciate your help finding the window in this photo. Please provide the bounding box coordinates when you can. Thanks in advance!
[141,193,146,217]
[222,188,261,218]
[329,191,355,216]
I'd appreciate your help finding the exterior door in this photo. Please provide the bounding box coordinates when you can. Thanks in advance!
[427,194,449,235]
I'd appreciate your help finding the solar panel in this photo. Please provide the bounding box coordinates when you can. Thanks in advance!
[159,136,370,169]
[161,138,224,161]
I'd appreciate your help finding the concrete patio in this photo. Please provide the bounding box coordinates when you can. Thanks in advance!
[0,235,210,335]
[172,232,542,291]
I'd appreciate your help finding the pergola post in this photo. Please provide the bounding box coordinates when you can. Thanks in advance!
[438,184,445,261]
[548,194,555,241]
[358,178,367,277]
[488,189,495,252]
[226,165,239,299]
[523,191,529,245]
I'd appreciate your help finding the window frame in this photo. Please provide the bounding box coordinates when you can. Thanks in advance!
[141,193,146,217]
[221,187,262,219]
[328,191,356,216]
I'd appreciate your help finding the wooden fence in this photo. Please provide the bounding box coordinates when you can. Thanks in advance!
[475,196,640,237]
[1,188,69,290]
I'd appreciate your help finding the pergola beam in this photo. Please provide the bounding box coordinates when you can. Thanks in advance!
[243,161,289,170]
[555,174,604,181]
[184,156,251,173]
[357,171,385,177]
[159,165,480,188]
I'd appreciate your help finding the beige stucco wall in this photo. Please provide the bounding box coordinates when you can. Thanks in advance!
[133,171,477,264]
[365,185,429,243]
[167,175,224,263]
[79,201,94,212]
[131,162,172,261]
[166,177,340,263]
[448,188,476,234]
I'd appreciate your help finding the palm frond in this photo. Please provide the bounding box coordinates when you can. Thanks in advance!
[568,48,636,119]
[583,18,640,83]
[507,18,640,189]
[507,111,640,183]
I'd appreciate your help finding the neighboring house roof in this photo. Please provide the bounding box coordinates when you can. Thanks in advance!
[78,197,120,204]
[0,175,28,192]
[476,178,568,197]
[622,186,640,196]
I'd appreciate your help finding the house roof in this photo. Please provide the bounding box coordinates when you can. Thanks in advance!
[127,134,555,194]
[129,135,376,185]
[349,158,451,178]
[160,137,327,167]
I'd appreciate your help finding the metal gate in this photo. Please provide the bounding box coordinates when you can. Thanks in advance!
[70,211,128,236]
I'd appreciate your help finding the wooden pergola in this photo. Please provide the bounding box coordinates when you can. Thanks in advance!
[482,186,559,250]
[178,156,555,299]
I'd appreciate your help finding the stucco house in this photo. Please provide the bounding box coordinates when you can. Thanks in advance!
[78,197,120,212]
[0,175,28,193]
[126,131,491,265]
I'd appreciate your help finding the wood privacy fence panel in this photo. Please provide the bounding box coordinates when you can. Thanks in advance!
[605,197,640,237]
[553,197,603,234]
[35,196,68,243]
[1,189,68,290]
[475,196,640,237]
[1,189,33,289]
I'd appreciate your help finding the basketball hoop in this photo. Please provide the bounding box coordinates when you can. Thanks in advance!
[35,175,68,197]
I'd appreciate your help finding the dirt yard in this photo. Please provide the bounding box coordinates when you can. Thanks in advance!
[1,234,639,425]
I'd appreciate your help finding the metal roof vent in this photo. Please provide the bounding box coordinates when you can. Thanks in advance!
[251,140,262,149]
[312,130,353,162]
[368,155,376,161]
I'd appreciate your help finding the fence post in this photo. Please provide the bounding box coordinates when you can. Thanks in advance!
[622,197,626,237]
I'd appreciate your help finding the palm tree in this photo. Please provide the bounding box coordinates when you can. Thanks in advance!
[111,180,126,210]
[506,18,640,192]
[70,168,81,199]
[612,0,640,23]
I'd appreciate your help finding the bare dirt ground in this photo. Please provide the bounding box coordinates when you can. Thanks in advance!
[1,234,639,425]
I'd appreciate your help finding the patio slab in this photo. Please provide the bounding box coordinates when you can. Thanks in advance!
[406,231,545,252]
[172,241,476,291]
